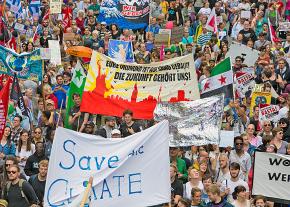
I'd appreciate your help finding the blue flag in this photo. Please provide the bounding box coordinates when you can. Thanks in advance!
[0,46,42,81]
[108,39,134,63]
[6,0,22,17]
[29,0,41,17]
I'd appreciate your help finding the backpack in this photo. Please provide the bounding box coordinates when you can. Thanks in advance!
[6,179,29,205]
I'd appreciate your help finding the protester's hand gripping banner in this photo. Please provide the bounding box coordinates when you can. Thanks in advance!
[44,121,170,207]
[154,95,224,146]
[80,51,200,119]
[252,152,290,203]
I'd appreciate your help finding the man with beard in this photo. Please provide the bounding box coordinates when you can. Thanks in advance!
[220,162,249,203]
[214,153,230,185]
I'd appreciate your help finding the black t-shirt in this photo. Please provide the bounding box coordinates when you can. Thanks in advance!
[69,105,85,131]
[239,29,257,44]
[171,178,183,200]
[119,121,141,137]
[29,175,46,205]
[4,180,39,207]
[168,8,177,21]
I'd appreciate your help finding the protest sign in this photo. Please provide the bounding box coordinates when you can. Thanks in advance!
[171,27,184,44]
[241,10,251,19]
[226,42,259,66]
[63,33,75,41]
[0,46,42,81]
[44,121,170,207]
[250,92,271,116]
[40,48,51,60]
[279,22,290,31]
[219,130,234,147]
[48,40,62,65]
[252,152,290,202]
[234,71,255,98]
[98,0,149,29]
[81,51,200,119]
[14,23,25,32]
[216,16,223,24]
[259,104,280,122]
[154,95,224,147]
[159,29,171,36]
[253,83,278,98]
[50,0,62,13]
[108,39,134,63]
[154,34,170,47]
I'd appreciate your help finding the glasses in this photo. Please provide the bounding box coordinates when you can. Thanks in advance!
[236,59,242,62]
[235,142,243,145]
[34,131,41,134]
[5,164,11,167]
[279,122,286,125]
[247,128,254,130]
[7,171,17,174]
[264,124,271,127]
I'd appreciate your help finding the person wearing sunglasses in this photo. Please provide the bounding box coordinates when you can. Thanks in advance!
[4,165,39,207]
[271,127,288,154]
[229,136,251,181]
[278,118,290,142]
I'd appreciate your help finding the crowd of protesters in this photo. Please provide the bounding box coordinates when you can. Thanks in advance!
[0,0,289,206]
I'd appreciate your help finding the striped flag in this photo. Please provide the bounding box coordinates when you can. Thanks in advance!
[268,18,280,43]
[6,0,22,16]
[29,0,41,17]
[200,57,234,100]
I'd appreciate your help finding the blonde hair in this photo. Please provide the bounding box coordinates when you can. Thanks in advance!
[39,160,49,168]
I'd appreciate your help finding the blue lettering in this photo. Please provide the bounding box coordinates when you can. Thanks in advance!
[59,140,76,170]
[100,179,112,199]
[94,156,106,170]
[79,156,91,170]
[47,179,68,206]
[129,173,142,194]
[108,156,119,168]
[113,175,125,196]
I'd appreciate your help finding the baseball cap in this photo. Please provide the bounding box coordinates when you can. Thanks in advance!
[101,21,107,25]
[85,121,95,127]
[111,129,121,135]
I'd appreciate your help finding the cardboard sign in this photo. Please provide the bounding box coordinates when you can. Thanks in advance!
[171,27,184,44]
[63,33,75,41]
[279,22,290,32]
[154,34,170,47]
[241,11,251,19]
[50,0,62,14]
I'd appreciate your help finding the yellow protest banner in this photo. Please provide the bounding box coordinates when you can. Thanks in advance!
[250,92,271,117]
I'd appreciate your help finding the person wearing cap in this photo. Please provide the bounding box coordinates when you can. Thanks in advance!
[84,121,95,135]
[96,116,116,138]
[111,129,121,138]
[99,22,109,40]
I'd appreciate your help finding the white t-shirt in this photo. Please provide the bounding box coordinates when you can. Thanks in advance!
[184,181,204,200]
[221,178,249,203]
[16,144,35,167]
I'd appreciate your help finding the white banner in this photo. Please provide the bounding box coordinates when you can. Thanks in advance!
[44,121,170,207]
[226,42,259,67]
[252,152,290,202]
[259,104,280,122]
[48,40,61,65]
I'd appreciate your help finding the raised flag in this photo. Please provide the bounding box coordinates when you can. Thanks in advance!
[200,57,234,99]
[28,0,40,17]
[0,46,42,81]
[108,39,134,63]
[65,61,86,128]
[62,6,73,30]
[205,9,217,33]
[81,51,200,119]
[6,0,22,16]
[0,79,11,139]
[268,18,280,43]
[10,74,29,117]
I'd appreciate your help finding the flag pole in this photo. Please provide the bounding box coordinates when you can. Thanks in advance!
[80,177,93,207]
[56,99,64,127]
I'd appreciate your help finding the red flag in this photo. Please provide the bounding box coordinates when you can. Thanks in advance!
[0,79,11,139]
[268,18,280,43]
[205,9,217,33]
[43,9,50,21]
[62,7,72,31]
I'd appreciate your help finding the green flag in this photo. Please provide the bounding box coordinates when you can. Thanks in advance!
[65,61,86,128]
[210,57,231,77]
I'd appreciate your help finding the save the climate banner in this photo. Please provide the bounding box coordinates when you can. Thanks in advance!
[80,51,200,119]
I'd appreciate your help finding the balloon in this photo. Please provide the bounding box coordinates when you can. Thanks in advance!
[165,21,174,29]
[66,46,93,58]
